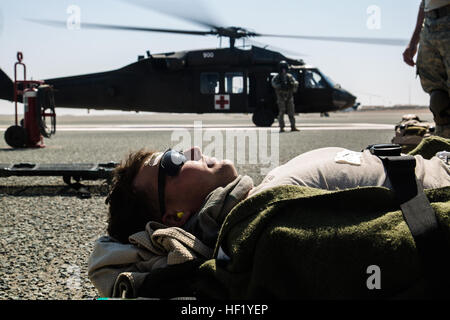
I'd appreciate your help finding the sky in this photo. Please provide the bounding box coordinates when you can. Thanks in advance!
[0,0,426,115]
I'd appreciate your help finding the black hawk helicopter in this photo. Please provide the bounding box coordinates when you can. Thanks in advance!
[0,1,408,148]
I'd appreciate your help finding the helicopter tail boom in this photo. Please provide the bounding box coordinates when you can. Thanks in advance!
[0,68,14,102]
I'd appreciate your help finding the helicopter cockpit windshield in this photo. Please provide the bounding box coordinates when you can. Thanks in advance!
[322,73,340,89]
[304,69,329,89]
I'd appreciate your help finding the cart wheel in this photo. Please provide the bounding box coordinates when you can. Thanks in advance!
[4,125,27,148]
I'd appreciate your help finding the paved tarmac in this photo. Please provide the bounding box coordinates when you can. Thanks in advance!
[0,108,434,299]
[0,108,433,168]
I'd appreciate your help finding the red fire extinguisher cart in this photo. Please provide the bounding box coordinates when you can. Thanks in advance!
[4,52,56,148]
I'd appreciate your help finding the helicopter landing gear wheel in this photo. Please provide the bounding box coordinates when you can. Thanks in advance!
[252,106,275,127]
[4,125,27,148]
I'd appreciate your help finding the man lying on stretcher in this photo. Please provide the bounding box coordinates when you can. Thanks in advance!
[88,140,450,297]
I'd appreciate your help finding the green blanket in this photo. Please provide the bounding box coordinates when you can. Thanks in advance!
[408,135,450,159]
[138,137,450,299]
[194,185,449,299]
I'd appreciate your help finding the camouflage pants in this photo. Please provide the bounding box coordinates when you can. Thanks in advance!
[277,97,296,129]
[417,15,450,125]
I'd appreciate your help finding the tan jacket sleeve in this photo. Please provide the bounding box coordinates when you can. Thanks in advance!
[88,222,214,297]
[87,236,167,297]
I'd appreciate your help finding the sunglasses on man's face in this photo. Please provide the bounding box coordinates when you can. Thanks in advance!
[158,149,187,217]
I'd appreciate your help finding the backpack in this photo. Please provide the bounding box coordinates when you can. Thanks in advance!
[391,114,435,152]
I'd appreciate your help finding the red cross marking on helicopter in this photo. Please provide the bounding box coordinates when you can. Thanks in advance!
[215,94,230,110]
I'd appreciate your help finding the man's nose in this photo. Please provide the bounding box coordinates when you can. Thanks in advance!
[183,146,202,161]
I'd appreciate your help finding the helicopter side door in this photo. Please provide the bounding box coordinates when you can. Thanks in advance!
[294,69,333,113]
[248,72,276,114]
[223,71,248,113]
[194,71,248,113]
[195,71,220,113]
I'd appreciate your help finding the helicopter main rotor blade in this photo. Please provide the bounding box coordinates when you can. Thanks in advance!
[122,0,223,30]
[254,33,409,46]
[25,19,216,36]
[246,39,308,58]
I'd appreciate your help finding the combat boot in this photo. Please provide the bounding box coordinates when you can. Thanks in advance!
[291,127,300,132]
[435,124,450,139]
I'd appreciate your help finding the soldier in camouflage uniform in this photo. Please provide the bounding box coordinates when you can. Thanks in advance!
[403,0,450,138]
[271,60,299,132]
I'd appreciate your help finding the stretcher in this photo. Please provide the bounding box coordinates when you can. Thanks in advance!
[0,162,118,197]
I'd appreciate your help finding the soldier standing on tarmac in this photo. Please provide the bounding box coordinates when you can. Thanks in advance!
[271,60,300,133]
[403,0,450,138]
